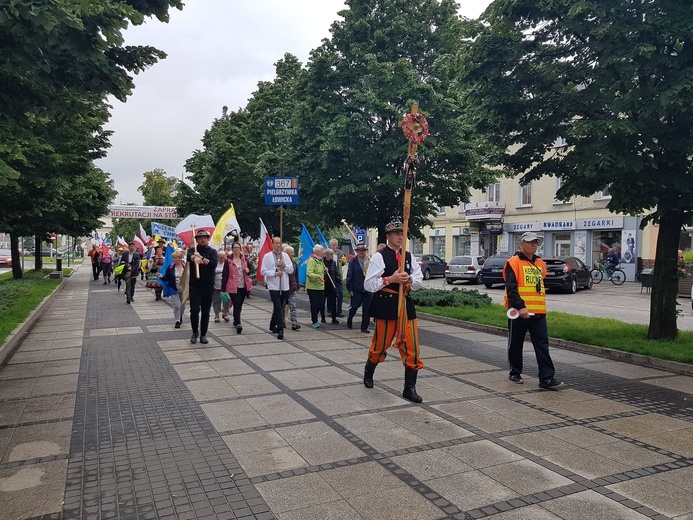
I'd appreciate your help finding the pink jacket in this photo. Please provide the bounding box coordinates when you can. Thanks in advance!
[221,256,253,294]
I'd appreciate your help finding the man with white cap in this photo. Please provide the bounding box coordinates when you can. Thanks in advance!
[503,231,564,389]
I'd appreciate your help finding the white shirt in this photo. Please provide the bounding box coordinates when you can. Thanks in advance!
[364,247,424,293]
[260,250,295,291]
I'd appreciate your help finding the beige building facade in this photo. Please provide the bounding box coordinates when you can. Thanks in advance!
[413,175,655,282]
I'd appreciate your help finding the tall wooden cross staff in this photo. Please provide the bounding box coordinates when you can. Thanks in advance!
[395,105,429,346]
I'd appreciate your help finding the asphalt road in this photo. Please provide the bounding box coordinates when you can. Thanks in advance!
[423,276,693,331]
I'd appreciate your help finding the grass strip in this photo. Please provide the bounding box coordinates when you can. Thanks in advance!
[419,303,693,365]
[0,270,65,345]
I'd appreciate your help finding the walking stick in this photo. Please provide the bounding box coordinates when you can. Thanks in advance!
[191,224,200,278]
[395,105,429,346]
[341,219,370,260]
[324,265,337,289]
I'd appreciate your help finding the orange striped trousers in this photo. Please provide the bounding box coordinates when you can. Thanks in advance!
[367,318,424,370]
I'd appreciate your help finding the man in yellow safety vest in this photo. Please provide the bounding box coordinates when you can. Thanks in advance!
[503,231,564,390]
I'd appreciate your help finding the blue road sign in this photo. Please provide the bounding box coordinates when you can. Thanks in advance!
[264,177,299,205]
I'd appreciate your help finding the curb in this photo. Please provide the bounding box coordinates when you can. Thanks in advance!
[0,268,75,368]
[418,311,693,378]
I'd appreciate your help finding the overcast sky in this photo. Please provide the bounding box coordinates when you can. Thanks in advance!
[96,0,492,205]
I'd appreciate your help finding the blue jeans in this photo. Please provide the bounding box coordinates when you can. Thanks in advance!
[335,283,344,315]
[348,290,373,331]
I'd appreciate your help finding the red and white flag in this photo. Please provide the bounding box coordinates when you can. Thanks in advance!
[117,236,128,248]
[133,235,146,254]
[139,224,152,247]
[255,218,273,282]
[175,214,216,247]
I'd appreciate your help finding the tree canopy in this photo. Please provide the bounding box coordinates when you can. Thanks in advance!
[181,0,498,244]
[0,0,182,277]
[462,0,693,339]
[291,0,497,243]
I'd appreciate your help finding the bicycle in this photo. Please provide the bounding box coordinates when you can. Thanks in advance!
[590,260,626,285]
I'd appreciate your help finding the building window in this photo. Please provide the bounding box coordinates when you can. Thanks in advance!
[519,183,532,206]
[454,236,471,256]
[486,183,501,203]
[554,177,571,204]
[436,205,446,215]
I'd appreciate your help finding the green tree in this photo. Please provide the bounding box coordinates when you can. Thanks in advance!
[290,0,497,244]
[0,0,182,186]
[182,55,305,239]
[139,168,179,205]
[462,0,693,339]
[0,99,115,277]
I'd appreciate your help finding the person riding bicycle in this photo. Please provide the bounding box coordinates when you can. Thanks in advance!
[605,248,620,279]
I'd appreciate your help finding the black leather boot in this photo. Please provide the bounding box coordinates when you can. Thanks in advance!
[363,360,377,388]
[403,367,423,403]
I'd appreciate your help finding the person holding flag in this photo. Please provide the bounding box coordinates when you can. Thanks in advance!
[187,230,218,344]
[260,236,294,340]
[122,241,141,304]
[158,250,188,328]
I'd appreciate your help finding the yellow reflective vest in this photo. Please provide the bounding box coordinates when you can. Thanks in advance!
[503,255,547,314]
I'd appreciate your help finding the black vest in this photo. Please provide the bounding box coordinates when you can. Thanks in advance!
[368,247,416,321]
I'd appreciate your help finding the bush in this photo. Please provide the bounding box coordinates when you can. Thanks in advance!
[410,288,492,308]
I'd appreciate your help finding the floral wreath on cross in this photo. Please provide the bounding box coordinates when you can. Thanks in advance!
[401,112,429,144]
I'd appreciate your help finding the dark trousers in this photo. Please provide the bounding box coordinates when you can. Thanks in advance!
[125,276,137,301]
[269,290,288,332]
[307,289,325,324]
[335,283,344,315]
[324,287,337,320]
[190,285,214,336]
[348,290,373,331]
[230,288,247,326]
[92,263,100,280]
[507,314,555,381]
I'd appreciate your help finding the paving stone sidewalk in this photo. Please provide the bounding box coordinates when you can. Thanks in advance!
[1,263,692,520]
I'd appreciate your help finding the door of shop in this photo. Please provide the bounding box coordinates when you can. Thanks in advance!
[554,233,571,257]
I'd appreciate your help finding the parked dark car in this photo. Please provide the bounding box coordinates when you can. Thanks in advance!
[445,256,485,284]
[543,256,593,293]
[0,249,11,267]
[480,253,512,288]
[414,254,447,280]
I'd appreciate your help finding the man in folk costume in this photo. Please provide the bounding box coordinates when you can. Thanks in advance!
[363,221,425,403]
[187,229,218,345]
[260,236,294,340]
[503,231,564,389]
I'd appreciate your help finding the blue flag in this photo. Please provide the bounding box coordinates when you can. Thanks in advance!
[298,224,315,285]
[316,226,329,249]
[156,244,177,297]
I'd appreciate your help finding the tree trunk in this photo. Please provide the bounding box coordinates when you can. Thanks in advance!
[10,233,23,279]
[647,211,684,340]
[34,234,43,270]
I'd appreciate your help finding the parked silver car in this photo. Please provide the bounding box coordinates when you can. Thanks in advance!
[445,255,485,284]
